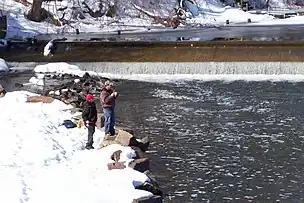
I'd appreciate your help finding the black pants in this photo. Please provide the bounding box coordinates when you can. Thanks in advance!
[86,125,95,148]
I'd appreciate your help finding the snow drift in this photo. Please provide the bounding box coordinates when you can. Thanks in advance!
[0,58,9,72]
[0,91,153,203]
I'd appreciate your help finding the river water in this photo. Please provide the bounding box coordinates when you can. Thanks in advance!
[115,79,304,203]
[2,74,304,203]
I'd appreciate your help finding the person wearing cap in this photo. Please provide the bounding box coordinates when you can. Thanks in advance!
[82,94,97,150]
[100,81,118,136]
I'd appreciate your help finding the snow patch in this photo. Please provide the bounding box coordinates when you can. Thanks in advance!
[0,91,153,203]
[0,58,9,72]
[3,0,302,39]
[34,62,97,77]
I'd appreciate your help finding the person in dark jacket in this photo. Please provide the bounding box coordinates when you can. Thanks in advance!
[82,94,97,150]
[100,81,118,136]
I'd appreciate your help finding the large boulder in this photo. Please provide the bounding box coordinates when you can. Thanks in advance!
[132,196,163,203]
[99,130,150,152]
[116,126,135,135]
[137,136,150,152]
[115,130,139,146]
[131,146,147,159]
[128,158,150,173]
[135,182,163,196]
[0,58,9,72]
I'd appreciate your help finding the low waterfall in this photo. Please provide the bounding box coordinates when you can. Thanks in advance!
[8,62,304,75]
[75,62,304,74]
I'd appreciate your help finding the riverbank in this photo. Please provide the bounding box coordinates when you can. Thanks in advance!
[0,68,163,203]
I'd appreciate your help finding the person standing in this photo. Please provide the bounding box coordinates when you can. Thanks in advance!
[100,81,118,137]
[82,94,97,150]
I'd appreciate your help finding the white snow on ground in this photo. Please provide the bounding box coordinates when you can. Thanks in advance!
[249,15,304,25]
[0,58,9,72]
[0,91,153,203]
[187,7,273,25]
[34,62,98,76]
[30,62,94,85]
[2,0,303,39]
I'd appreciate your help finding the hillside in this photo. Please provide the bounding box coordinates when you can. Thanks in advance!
[0,0,303,39]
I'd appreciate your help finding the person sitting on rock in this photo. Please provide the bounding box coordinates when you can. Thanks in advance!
[82,94,97,150]
[100,81,118,137]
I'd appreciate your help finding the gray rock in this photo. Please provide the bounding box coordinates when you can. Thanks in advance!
[131,146,147,159]
[128,158,149,173]
[137,136,150,152]
[111,150,122,162]
[135,181,163,196]
[132,196,163,203]
[115,130,139,146]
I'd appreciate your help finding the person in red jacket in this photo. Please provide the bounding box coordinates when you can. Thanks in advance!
[100,81,118,136]
[82,94,97,150]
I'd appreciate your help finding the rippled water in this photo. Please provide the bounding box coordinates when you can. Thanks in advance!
[116,80,304,203]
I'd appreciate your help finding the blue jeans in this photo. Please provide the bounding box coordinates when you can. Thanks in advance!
[103,107,115,135]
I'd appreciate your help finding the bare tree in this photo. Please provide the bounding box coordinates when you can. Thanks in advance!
[27,0,44,22]
[27,0,62,26]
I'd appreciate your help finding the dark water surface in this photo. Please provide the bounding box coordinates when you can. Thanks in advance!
[2,74,304,203]
[115,80,304,203]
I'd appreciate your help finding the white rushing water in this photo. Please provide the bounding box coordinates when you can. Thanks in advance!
[6,62,304,84]
[9,62,304,74]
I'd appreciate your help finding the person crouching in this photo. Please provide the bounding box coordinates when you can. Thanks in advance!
[82,94,97,150]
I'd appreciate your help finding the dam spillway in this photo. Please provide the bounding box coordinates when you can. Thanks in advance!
[2,41,304,75]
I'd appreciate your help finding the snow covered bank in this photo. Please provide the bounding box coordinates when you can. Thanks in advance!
[29,62,100,86]
[0,0,285,39]
[0,58,9,72]
[34,62,97,77]
[0,91,153,203]
[249,15,304,25]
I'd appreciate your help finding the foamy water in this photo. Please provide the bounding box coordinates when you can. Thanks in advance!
[98,73,304,83]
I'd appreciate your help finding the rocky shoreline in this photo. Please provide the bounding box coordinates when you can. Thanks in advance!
[0,70,164,203]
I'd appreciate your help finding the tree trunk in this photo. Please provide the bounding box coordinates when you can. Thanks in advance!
[27,0,44,22]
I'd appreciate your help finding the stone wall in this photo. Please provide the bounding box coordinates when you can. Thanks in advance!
[2,41,304,62]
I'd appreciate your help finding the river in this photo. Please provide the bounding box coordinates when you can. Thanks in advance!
[116,79,304,203]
